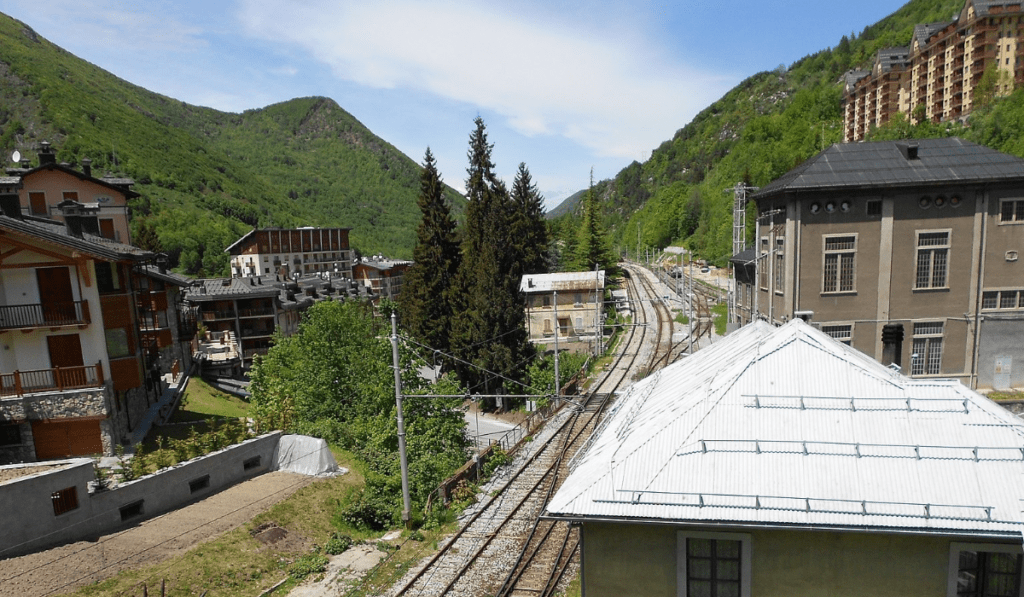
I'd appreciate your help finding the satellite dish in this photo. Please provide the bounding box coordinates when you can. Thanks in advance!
[11,150,21,163]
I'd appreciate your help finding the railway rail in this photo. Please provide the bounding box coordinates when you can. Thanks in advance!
[389,265,673,597]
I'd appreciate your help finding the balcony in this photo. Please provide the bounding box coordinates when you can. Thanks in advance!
[240,327,274,338]
[201,309,236,321]
[0,362,104,397]
[238,306,275,318]
[0,301,90,331]
[243,347,270,360]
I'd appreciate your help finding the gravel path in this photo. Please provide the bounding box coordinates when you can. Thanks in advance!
[0,471,315,597]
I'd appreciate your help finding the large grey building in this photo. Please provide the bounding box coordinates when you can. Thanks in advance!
[733,137,1024,390]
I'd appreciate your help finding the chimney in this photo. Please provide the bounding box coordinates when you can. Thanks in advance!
[19,158,30,170]
[37,141,56,166]
[0,194,21,219]
[156,253,168,274]
[81,158,92,178]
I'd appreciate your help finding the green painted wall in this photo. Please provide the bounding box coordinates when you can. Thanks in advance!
[582,522,955,597]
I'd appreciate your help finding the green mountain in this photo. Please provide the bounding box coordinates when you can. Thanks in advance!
[0,12,464,276]
[551,0,1021,265]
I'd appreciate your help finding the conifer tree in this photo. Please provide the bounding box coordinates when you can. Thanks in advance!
[572,169,616,274]
[399,148,461,358]
[451,118,532,400]
[509,162,550,277]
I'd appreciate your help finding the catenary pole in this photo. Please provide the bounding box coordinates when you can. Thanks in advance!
[391,312,412,526]
[553,290,560,401]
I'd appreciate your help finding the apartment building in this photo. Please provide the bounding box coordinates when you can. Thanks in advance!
[734,138,1024,390]
[352,257,411,302]
[5,141,136,243]
[225,227,353,280]
[0,193,160,463]
[843,0,1024,142]
[520,271,605,343]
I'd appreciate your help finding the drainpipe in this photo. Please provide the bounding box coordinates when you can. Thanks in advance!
[970,189,989,390]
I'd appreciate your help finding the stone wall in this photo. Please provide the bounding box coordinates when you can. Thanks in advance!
[0,388,108,421]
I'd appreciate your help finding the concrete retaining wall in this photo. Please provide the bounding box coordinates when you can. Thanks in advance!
[0,431,281,558]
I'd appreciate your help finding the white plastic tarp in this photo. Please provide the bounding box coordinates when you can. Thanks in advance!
[273,435,340,477]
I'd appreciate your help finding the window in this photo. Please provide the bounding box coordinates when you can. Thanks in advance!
[821,324,853,345]
[574,293,583,306]
[120,500,144,521]
[189,475,210,494]
[677,531,751,597]
[0,423,20,446]
[912,322,943,375]
[95,262,123,294]
[105,328,131,359]
[243,456,262,471]
[823,235,856,293]
[51,487,79,516]
[915,231,950,289]
[983,290,1024,310]
[948,543,1023,597]
[61,191,79,202]
[29,192,47,215]
[1000,199,1024,223]
[866,199,882,215]
[759,238,769,290]
[774,237,784,293]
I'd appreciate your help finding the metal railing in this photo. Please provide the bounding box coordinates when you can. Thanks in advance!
[0,362,104,397]
[0,301,90,330]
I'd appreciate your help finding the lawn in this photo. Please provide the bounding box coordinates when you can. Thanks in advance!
[172,378,250,421]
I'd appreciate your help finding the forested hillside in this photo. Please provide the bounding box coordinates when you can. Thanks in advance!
[552,0,987,265]
[0,12,464,276]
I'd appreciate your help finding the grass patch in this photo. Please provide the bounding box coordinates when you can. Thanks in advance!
[171,378,250,422]
[63,450,386,597]
[989,390,1024,401]
[675,312,689,325]
[711,302,728,336]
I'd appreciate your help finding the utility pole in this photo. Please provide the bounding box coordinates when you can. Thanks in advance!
[390,312,411,526]
[594,263,602,357]
[553,290,560,400]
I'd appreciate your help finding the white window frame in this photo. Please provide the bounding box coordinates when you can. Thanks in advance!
[759,237,769,290]
[774,237,785,295]
[982,289,1024,310]
[915,229,951,290]
[947,542,1024,597]
[821,323,853,345]
[911,321,944,376]
[677,530,752,597]
[822,234,858,294]
[1000,198,1024,224]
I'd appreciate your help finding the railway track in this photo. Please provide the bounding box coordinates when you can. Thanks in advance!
[389,266,673,597]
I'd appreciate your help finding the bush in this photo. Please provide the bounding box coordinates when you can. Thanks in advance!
[289,553,329,580]
[324,532,353,555]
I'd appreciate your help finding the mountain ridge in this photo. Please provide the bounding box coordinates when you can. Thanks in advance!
[0,12,464,276]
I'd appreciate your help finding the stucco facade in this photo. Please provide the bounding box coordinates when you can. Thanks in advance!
[737,139,1024,389]
[580,522,980,597]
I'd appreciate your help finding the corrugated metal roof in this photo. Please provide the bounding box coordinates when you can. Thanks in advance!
[547,320,1024,537]
[520,271,605,294]
[755,138,1024,199]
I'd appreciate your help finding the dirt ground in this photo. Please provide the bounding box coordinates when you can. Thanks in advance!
[0,471,315,597]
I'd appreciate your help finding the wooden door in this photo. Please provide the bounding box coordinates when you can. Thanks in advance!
[37,267,74,323]
[32,420,103,459]
[99,219,116,240]
[47,334,86,388]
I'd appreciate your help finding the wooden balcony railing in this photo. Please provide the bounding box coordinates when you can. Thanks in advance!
[0,301,90,331]
[0,362,104,397]
[243,347,270,360]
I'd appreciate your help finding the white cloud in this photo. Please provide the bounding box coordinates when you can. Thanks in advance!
[237,1,733,160]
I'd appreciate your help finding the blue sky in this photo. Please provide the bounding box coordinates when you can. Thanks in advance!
[0,1,907,209]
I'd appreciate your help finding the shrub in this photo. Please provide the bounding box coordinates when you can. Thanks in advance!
[324,532,353,555]
[289,553,329,580]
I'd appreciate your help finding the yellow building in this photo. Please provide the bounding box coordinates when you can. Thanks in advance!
[547,320,1024,596]
[520,271,605,343]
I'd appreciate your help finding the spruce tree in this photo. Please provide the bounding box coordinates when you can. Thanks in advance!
[399,148,461,358]
[509,162,550,277]
[451,119,533,401]
[572,169,616,274]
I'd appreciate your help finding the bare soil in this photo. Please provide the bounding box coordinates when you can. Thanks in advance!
[0,471,315,597]
[0,464,65,485]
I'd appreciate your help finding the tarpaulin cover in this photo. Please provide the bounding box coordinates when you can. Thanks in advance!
[273,435,341,477]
